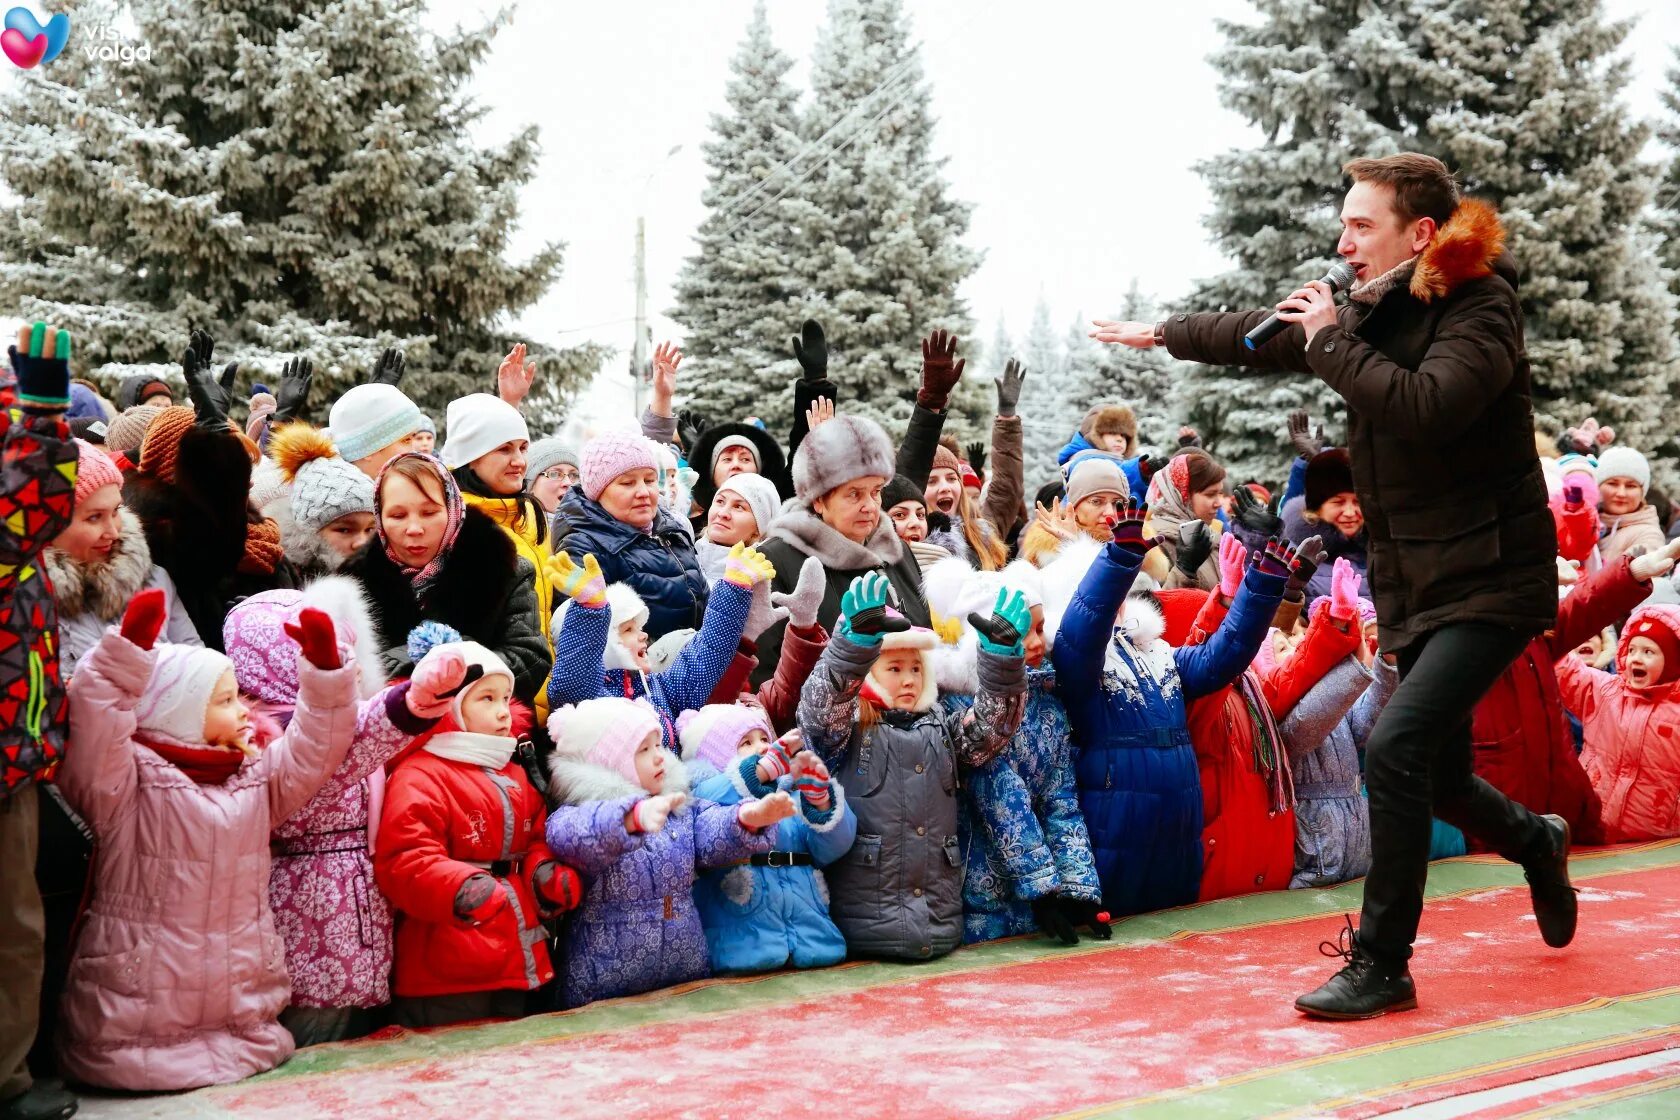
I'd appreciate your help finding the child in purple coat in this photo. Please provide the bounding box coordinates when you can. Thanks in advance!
[543,697,794,1008]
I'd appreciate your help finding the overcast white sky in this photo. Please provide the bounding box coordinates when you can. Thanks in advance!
[415,0,1680,418]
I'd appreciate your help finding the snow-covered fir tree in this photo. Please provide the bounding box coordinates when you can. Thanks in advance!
[795,0,978,437]
[1187,0,1679,480]
[669,2,808,434]
[1093,281,1183,458]
[1015,299,1071,487]
[1654,46,1680,305]
[0,0,602,426]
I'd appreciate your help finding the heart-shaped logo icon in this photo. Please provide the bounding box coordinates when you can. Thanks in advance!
[1,26,45,68]
[3,6,69,65]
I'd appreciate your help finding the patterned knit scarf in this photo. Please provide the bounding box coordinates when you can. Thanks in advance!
[1237,670,1294,814]
[238,514,287,575]
[375,452,465,595]
[1348,257,1419,306]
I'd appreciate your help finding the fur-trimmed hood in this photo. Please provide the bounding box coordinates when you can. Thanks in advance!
[1409,197,1509,304]
[547,749,689,806]
[264,487,348,576]
[222,574,390,705]
[45,508,154,621]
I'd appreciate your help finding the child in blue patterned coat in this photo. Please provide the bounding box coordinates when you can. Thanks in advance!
[681,703,856,973]
[924,557,1106,945]
[544,545,773,748]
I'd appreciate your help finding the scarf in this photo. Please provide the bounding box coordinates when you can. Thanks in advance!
[423,730,516,770]
[136,709,278,785]
[1348,257,1419,307]
[1236,671,1293,814]
[452,465,547,547]
[376,453,465,595]
[766,503,905,571]
[239,513,287,576]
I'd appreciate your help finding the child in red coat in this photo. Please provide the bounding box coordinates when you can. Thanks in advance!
[375,625,582,1028]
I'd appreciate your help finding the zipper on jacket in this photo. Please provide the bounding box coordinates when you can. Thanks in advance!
[25,649,46,744]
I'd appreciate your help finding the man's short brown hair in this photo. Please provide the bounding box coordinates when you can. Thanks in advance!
[1343,153,1461,227]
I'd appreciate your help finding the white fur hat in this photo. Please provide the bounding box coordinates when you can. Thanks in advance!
[866,626,941,713]
[441,393,530,471]
[553,583,651,671]
[135,644,237,746]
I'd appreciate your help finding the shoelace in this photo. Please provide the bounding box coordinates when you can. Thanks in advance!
[1317,915,1376,979]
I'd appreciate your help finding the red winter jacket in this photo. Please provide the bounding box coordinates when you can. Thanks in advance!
[1162,590,1360,902]
[1470,557,1649,846]
[376,749,580,998]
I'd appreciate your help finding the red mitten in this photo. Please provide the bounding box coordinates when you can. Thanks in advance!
[454,873,509,925]
[119,588,168,650]
[533,861,583,913]
[284,607,343,670]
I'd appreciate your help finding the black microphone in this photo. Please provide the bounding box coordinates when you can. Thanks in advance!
[1243,261,1358,350]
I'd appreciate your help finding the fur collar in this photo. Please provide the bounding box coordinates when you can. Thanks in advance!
[547,748,689,806]
[264,489,346,576]
[766,502,904,571]
[45,508,154,621]
[1349,257,1418,306]
[346,506,520,651]
[1409,197,1506,304]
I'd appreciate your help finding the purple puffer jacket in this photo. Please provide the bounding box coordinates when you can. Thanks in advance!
[55,628,359,1091]
[224,578,434,1010]
[544,752,772,1008]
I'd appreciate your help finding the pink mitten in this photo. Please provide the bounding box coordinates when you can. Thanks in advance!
[1328,557,1360,622]
[1217,533,1246,599]
[408,649,469,719]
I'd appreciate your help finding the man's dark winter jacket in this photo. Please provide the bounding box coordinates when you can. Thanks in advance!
[1162,198,1556,652]
[552,488,708,642]
[345,506,550,704]
[0,409,77,797]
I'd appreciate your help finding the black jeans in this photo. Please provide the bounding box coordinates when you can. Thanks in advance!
[1357,622,1548,964]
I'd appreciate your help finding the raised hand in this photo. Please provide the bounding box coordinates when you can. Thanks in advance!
[917,329,965,411]
[1230,485,1284,550]
[1108,499,1161,559]
[1286,534,1328,597]
[965,441,987,477]
[9,321,72,410]
[1175,520,1214,577]
[119,587,168,650]
[995,358,1026,417]
[408,648,478,719]
[649,341,681,416]
[738,790,798,831]
[1138,453,1171,485]
[805,397,835,431]
[1328,556,1361,622]
[546,551,607,608]
[184,332,237,429]
[839,572,908,645]
[366,346,406,387]
[498,342,537,407]
[1252,535,1302,581]
[721,542,776,590]
[771,556,827,630]
[1177,426,1201,449]
[1286,409,1326,460]
[1218,532,1247,600]
[791,319,828,380]
[968,588,1031,658]
[1088,319,1156,349]
[283,607,344,670]
[274,356,314,424]
[1034,496,1078,543]
[1630,539,1680,584]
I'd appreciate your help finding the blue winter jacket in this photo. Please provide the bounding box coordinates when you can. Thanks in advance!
[1051,544,1285,916]
[547,578,750,750]
[690,757,856,973]
[950,670,1101,944]
[553,488,708,641]
[1055,432,1146,498]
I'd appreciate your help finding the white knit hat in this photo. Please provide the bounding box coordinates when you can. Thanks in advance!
[135,645,237,745]
[441,394,530,470]
[327,384,425,464]
[714,471,781,538]
[407,623,514,726]
[1595,446,1651,494]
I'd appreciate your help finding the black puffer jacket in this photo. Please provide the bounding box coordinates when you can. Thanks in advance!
[1163,198,1555,652]
[551,487,708,641]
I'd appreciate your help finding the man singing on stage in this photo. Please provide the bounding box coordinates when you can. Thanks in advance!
[1092,153,1574,1020]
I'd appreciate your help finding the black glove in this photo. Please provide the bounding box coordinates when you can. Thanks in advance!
[1032,896,1080,946]
[1287,409,1326,461]
[183,331,237,429]
[1286,534,1327,598]
[995,358,1026,417]
[926,510,952,534]
[1058,897,1112,940]
[1139,453,1171,484]
[1175,520,1214,576]
[677,409,708,451]
[1230,485,1284,550]
[365,346,406,387]
[791,319,828,380]
[273,356,314,424]
[965,441,987,477]
[846,604,911,639]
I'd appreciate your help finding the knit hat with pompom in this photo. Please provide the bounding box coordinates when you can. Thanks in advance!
[269,423,376,533]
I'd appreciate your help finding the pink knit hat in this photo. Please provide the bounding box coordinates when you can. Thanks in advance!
[676,703,772,772]
[550,696,665,786]
[580,431,660,502]
[72,438,123,507]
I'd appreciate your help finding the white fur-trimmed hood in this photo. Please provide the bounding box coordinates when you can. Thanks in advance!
[547,749,689,807]
[297,574,390,699]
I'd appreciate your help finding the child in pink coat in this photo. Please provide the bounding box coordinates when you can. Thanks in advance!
[54,590,362,1091]
[1557,602,1680,843]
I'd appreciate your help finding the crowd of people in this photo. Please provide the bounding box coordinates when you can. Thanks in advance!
[2,282,1679,1115]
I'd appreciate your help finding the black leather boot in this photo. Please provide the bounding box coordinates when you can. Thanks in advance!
[1294,917,1417,1021]
[1523,813,1578,949]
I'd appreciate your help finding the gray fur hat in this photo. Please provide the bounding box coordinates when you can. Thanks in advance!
[791,414,895,505]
